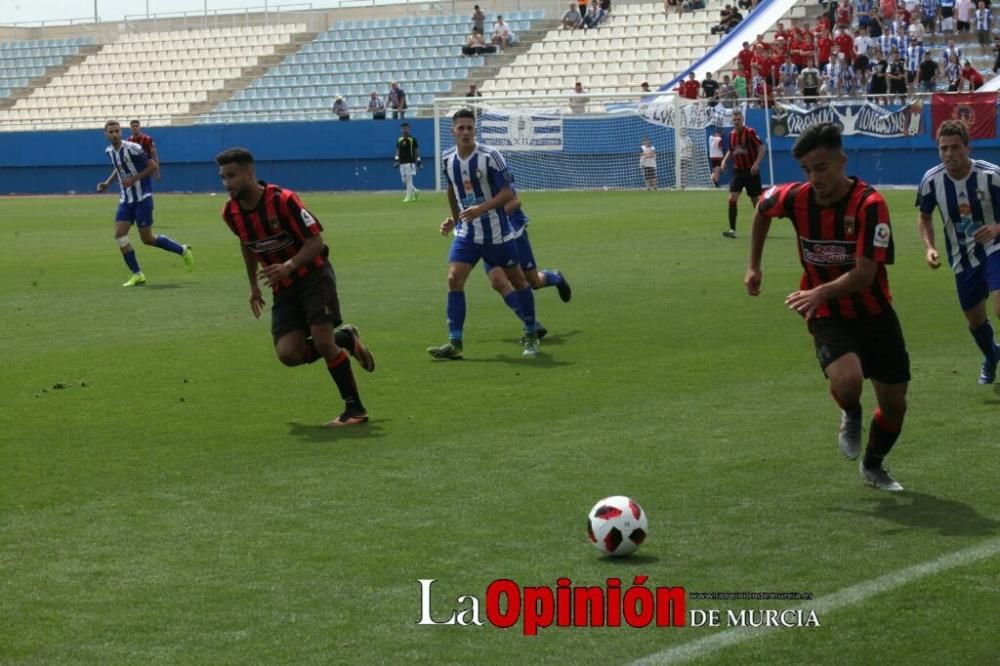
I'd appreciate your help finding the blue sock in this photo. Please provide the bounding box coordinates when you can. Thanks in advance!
[122,250,141,273]
[970,320,998,362]
[515,287,536,332]
[541,270,562,287]
[154,235,184,255]
[447,291,466,340]
[502,290,522,318]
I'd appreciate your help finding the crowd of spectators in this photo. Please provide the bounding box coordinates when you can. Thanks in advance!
[461,7,517,55]
[330,82,408,120]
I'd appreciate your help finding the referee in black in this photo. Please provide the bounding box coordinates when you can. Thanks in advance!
[395,123,421,202]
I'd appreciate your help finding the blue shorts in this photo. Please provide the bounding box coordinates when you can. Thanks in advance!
[955,252,1000,310]
[449,236,520,268]
[483,229,536,273]
[115,197,154,227]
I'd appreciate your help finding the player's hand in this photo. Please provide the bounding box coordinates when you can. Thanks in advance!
[744,267,762,296]
[459,205,484,222]
[785,288,822,319]
[259,261,293,287]
[393,160,399,168]
[925,247,941,269]
[973,223,999,245]
[96,182,107,192]
[750,165,759,175]
[439,217,455,236]
[249,289,265,319]
[417,158,422,170]
[121,175,138,188]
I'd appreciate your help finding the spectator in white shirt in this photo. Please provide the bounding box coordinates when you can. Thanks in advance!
[569,81,590,113]
[492,15,512,52]
[561,2,583,29]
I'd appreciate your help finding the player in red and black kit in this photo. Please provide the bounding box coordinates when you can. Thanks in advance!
[129,119,160,180]
[719,109,766,238]
[744,123,910,491]
[216,147,375,427]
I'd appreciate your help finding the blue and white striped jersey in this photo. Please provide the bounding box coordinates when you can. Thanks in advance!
[917,159,1000,273]
[105,140,153,203]
[442,143,515,245]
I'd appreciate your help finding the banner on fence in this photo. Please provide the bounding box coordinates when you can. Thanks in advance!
[478,110,564,151]
[930,92,998,139]
[769,101,924,138]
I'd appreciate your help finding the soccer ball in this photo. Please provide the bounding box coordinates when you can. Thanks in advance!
[587,496,648,557]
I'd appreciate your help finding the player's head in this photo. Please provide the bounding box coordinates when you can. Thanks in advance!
[104,120,122,146]
[129,119,141,134]
[401,122,410,136]
[936,120,971,174]
[452,108,476,148]
[792,122,847,201]
[731,109,744,130]
[216,147,257,199]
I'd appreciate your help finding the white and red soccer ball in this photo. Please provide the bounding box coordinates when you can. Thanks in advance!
[587,496,648,557]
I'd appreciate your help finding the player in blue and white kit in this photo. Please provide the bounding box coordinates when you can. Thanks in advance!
[482,195,572,341]
[428,108,540,359]
[97,120,193,286]
[917,120,1000,383]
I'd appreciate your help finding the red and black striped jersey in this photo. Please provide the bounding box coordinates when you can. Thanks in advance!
[728,126,762,171]
[129,132,155,157]
[221,181,327,293]
[757,178,895,320]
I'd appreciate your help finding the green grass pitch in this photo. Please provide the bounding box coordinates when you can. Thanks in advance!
[1,189,997,664]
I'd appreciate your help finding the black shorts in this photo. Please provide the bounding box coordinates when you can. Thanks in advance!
[854,55,869,71]
[642,165,656,180]
[729,168,763,197]
[941,6,953,18]
[807,310,911,384]
[710,157,722,168]
[271,263,343,342]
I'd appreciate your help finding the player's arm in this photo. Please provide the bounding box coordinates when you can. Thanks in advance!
[750,139,766,174]
[917,211,941,268]
[415,141,421,167]
[394,141,400,166]
[458,184,514,222]
[719,147,731,172]
[745,208,772,296]
[150,142,161,179]
[972,178,1000,245]
[259,234,325,288]
[441,182,461,235]
[121,157,158,188]
[96,168,117,192]
[785,256,878,318]
[240,243,266,318]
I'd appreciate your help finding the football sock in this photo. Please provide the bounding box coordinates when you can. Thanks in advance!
[540,270,563,287]
[502,290,522,318]
[969,320,998,362]
[830,387,861,416]
[728,202,737,230]
[515,287,537,333]
[334,328,354,351]
[326,350,364,412]
[447,291,466,341]
[154,235,184,255]
[122,250,141,273]
[862,408,901,469]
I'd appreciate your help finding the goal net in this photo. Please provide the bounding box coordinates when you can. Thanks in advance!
[433,92,736,191]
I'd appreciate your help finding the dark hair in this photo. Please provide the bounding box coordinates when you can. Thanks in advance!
[401,122,410,127]
[129,119,140,125]
[104,120,120,129]
[216,147,255,166]
[452,108,476,122]
[937,119,970,146]
[792,122,843,159]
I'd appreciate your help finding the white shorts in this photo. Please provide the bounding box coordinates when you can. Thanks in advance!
[399,163,417,180]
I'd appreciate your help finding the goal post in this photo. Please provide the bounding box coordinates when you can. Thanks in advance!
[432,91,736,192]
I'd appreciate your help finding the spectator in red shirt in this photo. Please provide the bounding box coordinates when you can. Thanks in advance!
[678,71,701,99]
[817,27,834,69]
[960,60,985,89]
[835,27,855,62]
[752,43,773,81]
[773,21,789,40]
[738,41,754,77]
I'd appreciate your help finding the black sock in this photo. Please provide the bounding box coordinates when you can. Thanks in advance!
[863,409,901,469]
[728,202,737,230]
[334,328,353,351]
[326,350,364,412]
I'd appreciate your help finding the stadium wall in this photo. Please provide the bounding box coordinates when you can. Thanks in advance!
[1,109,999,195]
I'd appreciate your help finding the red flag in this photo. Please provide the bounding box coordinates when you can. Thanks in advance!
[930,92,998,140]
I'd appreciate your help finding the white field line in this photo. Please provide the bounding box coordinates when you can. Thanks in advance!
[630,537,1000,666]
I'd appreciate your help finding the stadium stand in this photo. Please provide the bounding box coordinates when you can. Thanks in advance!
[0,37,97,107]
[479,3,809,98]
[0,24,311,130]
[199,11,544,124]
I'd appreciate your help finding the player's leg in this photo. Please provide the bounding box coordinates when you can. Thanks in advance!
[135,198,194,270]
[955,263,998,383]
[428,255,474,359]
[114,215,145,286]
[746,171,763,212]
[810,317,864,460]
[502,262,540,356]
[858,310,911,491]
[518,229,571,302]
[401,164,412,202]
[723,175,742,237]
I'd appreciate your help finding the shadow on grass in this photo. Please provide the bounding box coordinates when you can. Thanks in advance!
[143,283,185,290]
[595,553,661,566]
[447,354,575,368]
[834,491,999,536]
[500,329,584,347]
[287,421,387,442]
